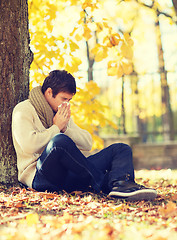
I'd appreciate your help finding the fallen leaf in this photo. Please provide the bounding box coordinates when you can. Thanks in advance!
[109,204,124,212]
[26,213,39,226]
[171,193,177,201]
[159,201,177,217]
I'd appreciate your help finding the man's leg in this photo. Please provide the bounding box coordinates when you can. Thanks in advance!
[87,143,157,200]
[32,134,104,192]
[87,143,134,191]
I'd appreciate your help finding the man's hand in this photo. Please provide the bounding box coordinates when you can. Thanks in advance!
[53,102,71,132]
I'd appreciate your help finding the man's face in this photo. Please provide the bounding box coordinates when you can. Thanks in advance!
[45,88,74,112]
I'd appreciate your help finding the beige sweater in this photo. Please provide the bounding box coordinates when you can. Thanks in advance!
[12,99,92,188]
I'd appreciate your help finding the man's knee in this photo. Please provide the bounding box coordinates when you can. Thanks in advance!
[47,133,74,151]
[112,143,132,154]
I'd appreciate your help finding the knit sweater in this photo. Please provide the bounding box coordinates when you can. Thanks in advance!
[12,99,92,188]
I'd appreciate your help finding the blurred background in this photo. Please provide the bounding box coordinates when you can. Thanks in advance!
[28,0,177,168]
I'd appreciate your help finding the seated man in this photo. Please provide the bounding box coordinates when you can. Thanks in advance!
[12,70,157,201]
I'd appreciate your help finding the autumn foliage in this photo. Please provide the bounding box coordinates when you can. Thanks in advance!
[1,170,177,239]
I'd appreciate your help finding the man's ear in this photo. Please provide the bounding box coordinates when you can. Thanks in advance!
[44,87,53,101]
[45,88,53,97]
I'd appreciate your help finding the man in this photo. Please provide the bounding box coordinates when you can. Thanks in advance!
[12,70,157,200]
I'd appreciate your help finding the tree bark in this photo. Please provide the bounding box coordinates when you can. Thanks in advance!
[155,14,174,141]
[0,0,33,185]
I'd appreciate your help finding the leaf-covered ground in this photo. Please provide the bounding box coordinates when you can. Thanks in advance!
[0,169,177,240]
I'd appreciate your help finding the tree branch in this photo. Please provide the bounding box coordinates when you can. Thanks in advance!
[134,0,177,24]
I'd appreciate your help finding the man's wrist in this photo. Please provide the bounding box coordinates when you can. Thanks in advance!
[61,126,67,133]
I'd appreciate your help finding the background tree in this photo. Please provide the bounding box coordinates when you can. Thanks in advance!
[0,0,32,184]
[172,0,177,15]
[105,0,177,141]
[135,0,175,140]
[154,11,174,141]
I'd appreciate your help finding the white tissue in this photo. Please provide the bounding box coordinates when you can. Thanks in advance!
[58,102,70,108]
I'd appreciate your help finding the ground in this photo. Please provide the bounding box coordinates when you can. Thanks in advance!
[0,169,177,240]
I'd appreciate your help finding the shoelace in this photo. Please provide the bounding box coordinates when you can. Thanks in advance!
[133,182,146,189]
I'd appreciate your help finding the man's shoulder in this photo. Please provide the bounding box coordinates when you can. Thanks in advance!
[13,99,34,113]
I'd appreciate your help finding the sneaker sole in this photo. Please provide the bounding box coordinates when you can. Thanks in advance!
[109,189,157,201]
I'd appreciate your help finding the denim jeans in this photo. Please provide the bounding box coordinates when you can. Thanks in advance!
[32,133,135,193]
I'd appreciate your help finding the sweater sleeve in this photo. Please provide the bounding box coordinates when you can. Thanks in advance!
[64,118,92,151]
[12,102,59,154]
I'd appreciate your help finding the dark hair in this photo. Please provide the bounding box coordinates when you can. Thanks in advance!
[42,70,76,97]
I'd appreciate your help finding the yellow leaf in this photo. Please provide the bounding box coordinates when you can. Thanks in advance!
[85,81,100,96]
[72,56,82,66]
[70,27,77,36]
[122,61,133,75]
[57,35,65,42]
[117,63,124,78]
[46,19,53,33]
[64,43,67,49]
[26,213,39,226]
[66,56,82,73]
[94,46,108,62]
[103,21,109,29]
[83,26,92,40]
[159,201,177,217]
[92,135,104,150]
[124,33,134,46]
[80,10,85,18]
[75,34,83,41]
[109,204,124,212]
[110,33,121,46]
[91,44,99,55]
[108,60,117,68]
[70,40,79,51]
[107,67,117,76]
[107,61,118,76]
[121,43,133,60]
[58,55,65,68]
[127,38,134,46]
[124,32,130,40]
[96,22,103,32]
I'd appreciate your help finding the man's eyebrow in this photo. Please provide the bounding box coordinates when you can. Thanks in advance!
[63,97,72,100]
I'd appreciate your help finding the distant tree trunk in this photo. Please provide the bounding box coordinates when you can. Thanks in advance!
[130,71,142,138]
[172,0,177,15]
[0,0,33,185]
[155,13,174,141]
[84,13,96,82]
[121,76,126,134]
[86,40,95,82]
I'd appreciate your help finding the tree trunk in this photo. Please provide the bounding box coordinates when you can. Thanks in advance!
[155,14,174,141]
[130,71,143,140]
[0,0,33,185]
[86,40,95,82]
[172,0,177,15]
[121,76,126,134]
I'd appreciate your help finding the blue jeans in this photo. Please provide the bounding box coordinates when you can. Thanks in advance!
[32,134,135,193]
